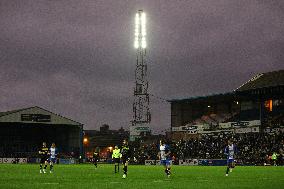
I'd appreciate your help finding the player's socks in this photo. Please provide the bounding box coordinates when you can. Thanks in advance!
[44,165,47,173]
[226,167,229,174]
[115,165,117,173]
[165,169,169,175]
[50,164,53,172]
[122,166,127,178]
[117,164,119,172]
[167,169,171,178]
[167,168,171,175]
[123,166,127,175]
[230,168,232,172]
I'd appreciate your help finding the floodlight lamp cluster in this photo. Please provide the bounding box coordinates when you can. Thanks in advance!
[134,11,146,49]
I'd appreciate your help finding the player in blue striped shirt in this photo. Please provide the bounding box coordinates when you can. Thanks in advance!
[224,139,238,176]
[158,140,171,178]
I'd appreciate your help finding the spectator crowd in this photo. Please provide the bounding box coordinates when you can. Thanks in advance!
[132,132,284,165]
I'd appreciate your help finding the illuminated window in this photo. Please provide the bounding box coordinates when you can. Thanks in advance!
[264,99,273,111]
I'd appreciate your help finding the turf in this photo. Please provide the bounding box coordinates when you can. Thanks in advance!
[0,164,284,189]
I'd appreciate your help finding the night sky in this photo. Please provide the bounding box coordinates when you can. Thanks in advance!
[1,0,284,133]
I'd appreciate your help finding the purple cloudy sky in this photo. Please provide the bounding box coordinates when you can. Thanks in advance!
[0,0,284,133]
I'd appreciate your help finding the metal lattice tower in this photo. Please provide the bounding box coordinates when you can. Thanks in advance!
[130,10,151,139]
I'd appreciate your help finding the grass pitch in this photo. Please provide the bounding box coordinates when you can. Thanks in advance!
[0,164,284,189]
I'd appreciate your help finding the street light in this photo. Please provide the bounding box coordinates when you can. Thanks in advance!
[83,137,88,144]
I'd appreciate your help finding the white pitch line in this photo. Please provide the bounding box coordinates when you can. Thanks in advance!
[42,183,59,185]
[198,179,209,182]
[109,182,122,184]
[153,180,163,183]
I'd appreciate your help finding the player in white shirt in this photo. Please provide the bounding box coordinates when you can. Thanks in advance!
[48,143,58,173]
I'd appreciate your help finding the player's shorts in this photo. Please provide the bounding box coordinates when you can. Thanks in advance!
[160,159,171,166]
[40,156,49,164]
[113,158,120,164]
[227,159,234,164]
[121,157,129,164]
[49,157,57,164]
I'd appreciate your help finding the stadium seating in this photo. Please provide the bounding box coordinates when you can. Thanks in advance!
[134,132,284,165]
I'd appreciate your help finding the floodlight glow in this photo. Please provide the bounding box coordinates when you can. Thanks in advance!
[141,13,146,23]
[142,37,146,48]
[141,14,146,27]
[135,14,140,36]
[142,28,146,36]
[134,40,139,48]
[142,42,146,48]
[135,13,139,23]
[141,13,146,37]
[134,10,146,49]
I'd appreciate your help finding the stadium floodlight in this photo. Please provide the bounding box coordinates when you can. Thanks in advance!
[131,10,151,141]
[141,37,146,48]
[141,12,146,37]
[134,10,146,49]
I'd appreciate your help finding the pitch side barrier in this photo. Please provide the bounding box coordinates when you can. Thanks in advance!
[31,158,76,164]
[145,159,228,166]
[0,158,28,164]
[0,158,77,164]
